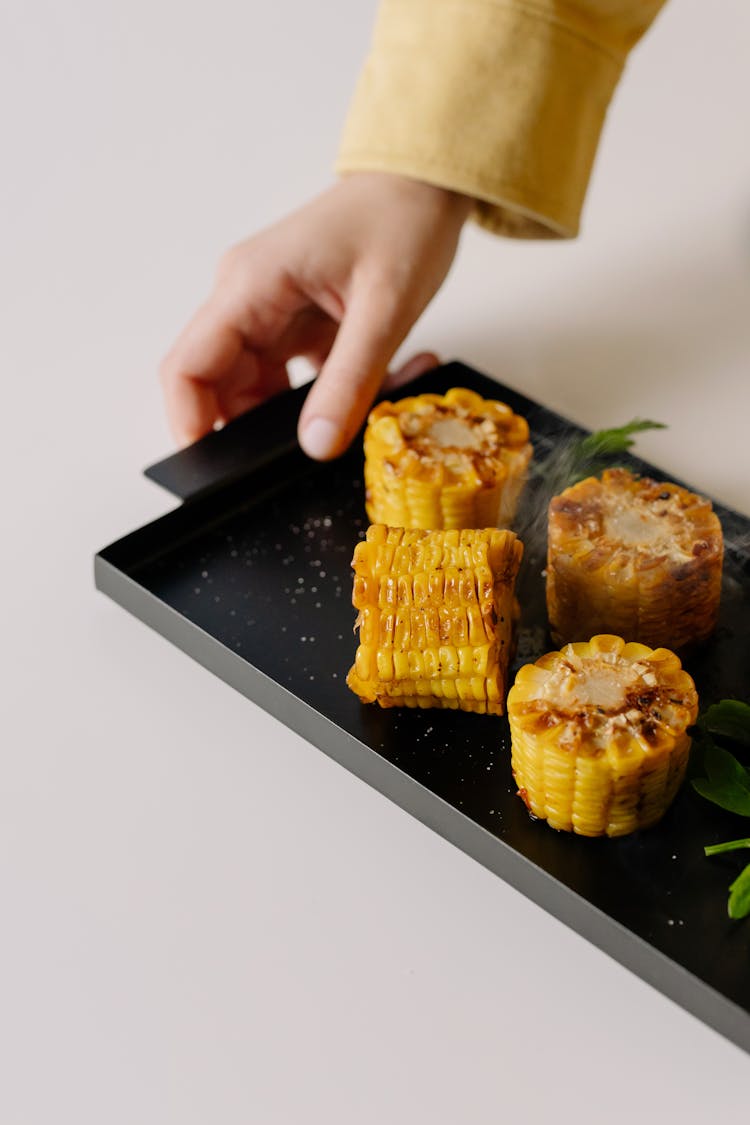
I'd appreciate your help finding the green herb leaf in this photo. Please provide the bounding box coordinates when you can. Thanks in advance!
[691,743,750,817]
[533,418,667,491]
[698,700,750,748]
[728,864,750,919]
[577,419,667,461]
[693,700,750,923]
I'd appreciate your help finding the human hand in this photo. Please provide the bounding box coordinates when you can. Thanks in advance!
[160,172,472,460]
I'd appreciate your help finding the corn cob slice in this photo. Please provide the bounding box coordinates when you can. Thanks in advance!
[507,634,698,837]
[547,468,723,650]
[363,387,533,530]
[347,525,523,714]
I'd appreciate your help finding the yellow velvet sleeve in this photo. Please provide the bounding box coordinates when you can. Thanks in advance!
[336,1,667,238]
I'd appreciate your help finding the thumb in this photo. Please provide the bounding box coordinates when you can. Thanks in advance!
[298,281,407,460]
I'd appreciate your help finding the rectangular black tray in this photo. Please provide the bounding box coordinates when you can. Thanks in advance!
[95,362,750,1054]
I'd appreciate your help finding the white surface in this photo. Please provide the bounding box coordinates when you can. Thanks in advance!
[3,1,750,1121]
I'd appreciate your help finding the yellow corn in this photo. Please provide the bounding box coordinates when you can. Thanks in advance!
[363,387,532,530]
[507,634,699,837]
[347,525,523,714]
[547,468,723,650]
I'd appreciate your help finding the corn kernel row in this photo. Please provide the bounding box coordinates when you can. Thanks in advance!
[363,388,532,531]
[347,525,522,715]
[507,635,698,837]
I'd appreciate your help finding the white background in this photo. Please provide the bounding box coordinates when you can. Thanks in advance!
[3,1,750,1121]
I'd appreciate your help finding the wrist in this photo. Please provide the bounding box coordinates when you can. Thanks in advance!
[342,170,472,226]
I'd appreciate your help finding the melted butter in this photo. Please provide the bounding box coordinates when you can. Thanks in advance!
[544,655,639,711]
[427,418,482,450]
[603,503,672,548]
[592,489,696,562]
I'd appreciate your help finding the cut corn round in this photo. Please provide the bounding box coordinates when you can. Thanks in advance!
[363,387,533,530]
[347,525,523,714]
[507,634,699,837]
[547,468,723,650]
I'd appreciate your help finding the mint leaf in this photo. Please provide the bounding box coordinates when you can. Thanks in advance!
[728,864,750,919]
[691,744,750,817]
[698,700,750,749]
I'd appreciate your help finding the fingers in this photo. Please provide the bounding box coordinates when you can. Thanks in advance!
[161,243,339,445]
[159,304,247,445]
[268,305,339,374]
[160,243,313,445]
[213,352,287,422]
[159,174,465,453]
[298,279,410,460]
[383,351,440,392]
[161,278,435,457]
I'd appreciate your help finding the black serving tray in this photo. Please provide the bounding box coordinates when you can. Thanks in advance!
[95,362,750,1054]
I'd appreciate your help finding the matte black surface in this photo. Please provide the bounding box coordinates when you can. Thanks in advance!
[145,383,311,502]
[96,362,750,1054]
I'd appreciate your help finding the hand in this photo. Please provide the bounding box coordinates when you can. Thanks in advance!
[160,172,472,460]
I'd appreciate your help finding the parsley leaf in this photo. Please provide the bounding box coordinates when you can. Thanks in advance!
[697,700,750,749]
[691,744,750,817]
[693,699,750,922]
[729,865,750,919]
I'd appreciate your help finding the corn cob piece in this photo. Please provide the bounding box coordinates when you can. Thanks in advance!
[507,634,698,837]
[363,387,532,530]
[347,524,523,714]
[547,468,723,650]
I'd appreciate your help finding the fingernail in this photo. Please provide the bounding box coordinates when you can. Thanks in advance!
[300,417,341,460]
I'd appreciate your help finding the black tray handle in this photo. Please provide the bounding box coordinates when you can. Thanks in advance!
[144,382,312,502]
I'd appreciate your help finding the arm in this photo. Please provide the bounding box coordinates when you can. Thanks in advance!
[161,1,666,459]
[338,0,668,239]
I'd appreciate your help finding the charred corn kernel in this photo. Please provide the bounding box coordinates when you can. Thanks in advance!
[347,525,523,714]
[507,634,698,837]
[363,387,533,530]
[547,468,723,650]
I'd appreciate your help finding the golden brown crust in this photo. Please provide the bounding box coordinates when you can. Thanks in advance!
[507,635,699,836]
[363,388,532,529]
[546,469,723,650]
[347,524,523,714]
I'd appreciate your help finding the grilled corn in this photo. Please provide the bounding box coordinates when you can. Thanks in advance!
[547,468,723,650]
[507,634,699,837]
[347,524,523,714]
[363,387,532,530]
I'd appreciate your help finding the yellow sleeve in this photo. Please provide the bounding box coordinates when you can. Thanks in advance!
[336,1,667,238]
